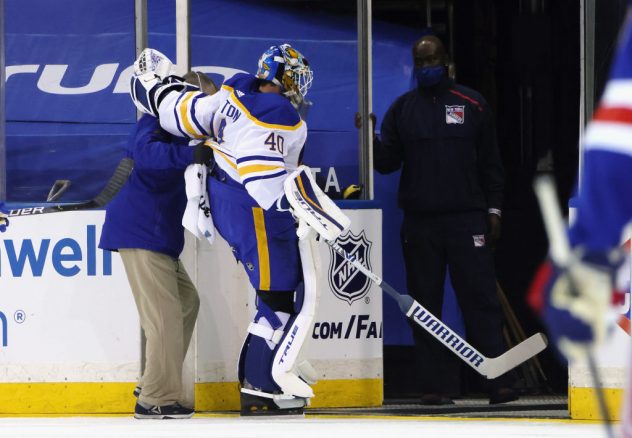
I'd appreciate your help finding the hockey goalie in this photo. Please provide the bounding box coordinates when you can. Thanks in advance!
[129,45,350,415]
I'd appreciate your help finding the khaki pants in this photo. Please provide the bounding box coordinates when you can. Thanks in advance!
[119,249,200,406]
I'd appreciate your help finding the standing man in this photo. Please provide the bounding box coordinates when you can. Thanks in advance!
[374,35,516,405]
[100,73,216,419]
[129,44,333,416]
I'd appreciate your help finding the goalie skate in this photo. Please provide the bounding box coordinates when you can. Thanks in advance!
[240,387,308,417]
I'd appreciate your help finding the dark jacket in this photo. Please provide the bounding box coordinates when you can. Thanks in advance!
[374,76,504,214]
[99,115,194,258]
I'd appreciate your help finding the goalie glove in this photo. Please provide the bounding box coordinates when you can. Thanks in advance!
[528,249,622,362]
[129,48,196,116]
[281,165,351,241]
[134,48,174,78]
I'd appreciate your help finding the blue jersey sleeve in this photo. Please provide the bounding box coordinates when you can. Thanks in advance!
[569,149,632,251]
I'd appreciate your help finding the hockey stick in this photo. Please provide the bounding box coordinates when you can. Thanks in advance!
[46,179,72,202]
[533,175,614,437]
[326,239,548,379]
[7,158,133,217]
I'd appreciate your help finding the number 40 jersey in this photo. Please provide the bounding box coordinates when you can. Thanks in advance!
[157,72,307,210]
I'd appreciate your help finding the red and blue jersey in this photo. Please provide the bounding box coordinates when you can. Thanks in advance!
[569,6,632,253]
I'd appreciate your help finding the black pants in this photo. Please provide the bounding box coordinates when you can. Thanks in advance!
[401,210,508,394]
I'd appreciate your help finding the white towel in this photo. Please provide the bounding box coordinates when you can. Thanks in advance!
[183,163,215,244]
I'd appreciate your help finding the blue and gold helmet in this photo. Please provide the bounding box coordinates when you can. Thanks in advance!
[256,43,313,106]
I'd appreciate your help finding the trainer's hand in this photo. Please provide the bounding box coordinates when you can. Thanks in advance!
[528,252,618,362]
[0,212,9,233]
[193,142,214,165]
[487,213,501,250]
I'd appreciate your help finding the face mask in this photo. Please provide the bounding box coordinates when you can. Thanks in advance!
[414,65,445,88]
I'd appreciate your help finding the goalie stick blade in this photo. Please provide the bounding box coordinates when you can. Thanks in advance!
[326,239,548,380]
[481,333,548,379]
[405,296,547,379]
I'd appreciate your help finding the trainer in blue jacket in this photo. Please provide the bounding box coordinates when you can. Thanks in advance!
[100,108,213,419]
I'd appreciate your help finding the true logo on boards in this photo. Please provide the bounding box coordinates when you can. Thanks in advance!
[0,225,112,278]
[6,64,247,95]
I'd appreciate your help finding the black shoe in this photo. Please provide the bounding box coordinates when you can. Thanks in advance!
[420,393,455,406]
[134,402,194,419]
[240,390,306,416]
[133,386,141,398]
[489,387,519,405]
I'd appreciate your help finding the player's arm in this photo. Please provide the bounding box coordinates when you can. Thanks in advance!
[476,99,504,213]
[132,78,223,141]
[569,149,632,250]
[529,149,632,361]
[155,88,223,140]
[373,99,403,174]
[129,48,221,140]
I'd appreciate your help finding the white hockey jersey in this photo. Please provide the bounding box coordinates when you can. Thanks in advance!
[157,72,307,210]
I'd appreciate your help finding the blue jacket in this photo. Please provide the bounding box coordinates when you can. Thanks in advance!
[99,115,194,258]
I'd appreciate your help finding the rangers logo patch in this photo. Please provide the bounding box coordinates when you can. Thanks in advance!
[446,105,465,124]
[328,230,373,305]
[473,234,486,247]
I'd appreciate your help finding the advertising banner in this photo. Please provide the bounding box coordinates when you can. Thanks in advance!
[0,211,139,382]
[0,208,382,411]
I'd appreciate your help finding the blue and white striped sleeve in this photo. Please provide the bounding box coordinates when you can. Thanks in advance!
[157,89,223,140]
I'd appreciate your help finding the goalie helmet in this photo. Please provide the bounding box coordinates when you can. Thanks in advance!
[256,44,313,107]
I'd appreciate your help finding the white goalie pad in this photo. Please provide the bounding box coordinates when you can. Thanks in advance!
[283,165,351,241]
[271,227,321,398]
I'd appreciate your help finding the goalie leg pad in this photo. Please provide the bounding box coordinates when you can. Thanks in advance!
[271,233,322,398]
[239,245,320,400]
[239,290,294,393]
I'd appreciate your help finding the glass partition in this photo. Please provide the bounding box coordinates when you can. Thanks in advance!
[3,0,136,203]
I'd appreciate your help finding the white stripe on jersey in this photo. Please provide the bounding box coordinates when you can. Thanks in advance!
[602,80,632,109]
[585,121,632,156]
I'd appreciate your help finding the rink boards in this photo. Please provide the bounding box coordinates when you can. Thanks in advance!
[0,208,383,413]
[1,208,630,419]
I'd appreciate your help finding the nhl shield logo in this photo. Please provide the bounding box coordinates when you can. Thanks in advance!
[328,230,373,305]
